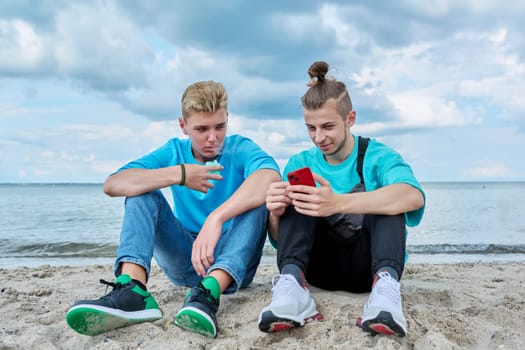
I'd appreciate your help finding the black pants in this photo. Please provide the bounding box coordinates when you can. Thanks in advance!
[277,206,406,293]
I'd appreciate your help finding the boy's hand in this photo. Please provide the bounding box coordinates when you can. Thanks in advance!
[183,164,223,193]
[288,173,338,217]
[191,215,222,276]
[265,181,292,217]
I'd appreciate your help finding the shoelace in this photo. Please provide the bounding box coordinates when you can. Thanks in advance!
[270,274,300,301]
[271,274,296,287]
[189,283,219,313]
[99,278,124,297]
[373,272,400,303]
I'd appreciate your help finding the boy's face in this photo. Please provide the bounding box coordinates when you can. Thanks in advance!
[303,100,355,160]
[179,108,228,162]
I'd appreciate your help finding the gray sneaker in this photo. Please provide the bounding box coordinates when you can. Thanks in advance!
[258,274,323,332]
[356,271,407,336]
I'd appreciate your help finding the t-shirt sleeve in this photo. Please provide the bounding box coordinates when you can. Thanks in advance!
[117,140,178,172]
[233,137,280,178]
[366,142,426,227]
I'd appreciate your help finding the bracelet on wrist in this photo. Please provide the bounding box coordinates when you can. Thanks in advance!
[179,163,186,186]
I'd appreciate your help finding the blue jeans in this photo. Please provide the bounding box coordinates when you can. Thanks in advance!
[114,190,268,294]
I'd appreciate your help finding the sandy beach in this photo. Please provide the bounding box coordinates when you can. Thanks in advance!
[1,261,524,349]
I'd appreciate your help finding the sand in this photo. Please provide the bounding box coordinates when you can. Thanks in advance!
[1,261,524,350]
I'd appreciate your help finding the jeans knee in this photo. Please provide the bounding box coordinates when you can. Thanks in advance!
[243,203,268,222]
[125,189,162,204]
[123,190,167,216]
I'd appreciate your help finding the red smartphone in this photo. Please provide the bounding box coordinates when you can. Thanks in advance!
[287,167,316,186]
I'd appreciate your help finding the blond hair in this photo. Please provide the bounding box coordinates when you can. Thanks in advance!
[181,81,228,119]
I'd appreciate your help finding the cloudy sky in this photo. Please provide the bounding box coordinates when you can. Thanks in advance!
[1,1,524,183]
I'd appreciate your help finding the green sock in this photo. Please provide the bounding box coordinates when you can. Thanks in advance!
[201,276,221,300]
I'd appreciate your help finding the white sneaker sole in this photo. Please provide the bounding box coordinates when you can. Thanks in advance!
[258,303,324,333]
[357,309,407,336]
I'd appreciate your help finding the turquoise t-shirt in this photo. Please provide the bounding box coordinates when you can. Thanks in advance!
[118,134,280,233]
[283,134,425,227]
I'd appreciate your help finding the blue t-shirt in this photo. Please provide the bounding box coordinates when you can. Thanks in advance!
[283,134,425,227]
[118,134,280,233]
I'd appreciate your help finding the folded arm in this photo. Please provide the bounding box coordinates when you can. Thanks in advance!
[335,183,424,216]
[103,163,224,197]
[208,168,281,224]
[103,167,183,197]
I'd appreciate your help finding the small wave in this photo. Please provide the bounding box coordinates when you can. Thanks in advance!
[1,242,118,258]
[407,243,525,255]
[2,241,525,259]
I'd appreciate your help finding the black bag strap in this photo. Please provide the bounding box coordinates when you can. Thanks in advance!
[357,136,370,184]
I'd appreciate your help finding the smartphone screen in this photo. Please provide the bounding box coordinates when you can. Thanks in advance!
[287,167,315,186]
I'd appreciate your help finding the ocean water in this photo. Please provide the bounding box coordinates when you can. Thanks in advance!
[0,182,524,268]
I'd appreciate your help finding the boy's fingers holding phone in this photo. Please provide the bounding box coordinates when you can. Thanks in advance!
[288,187,314,199]
[268,181,287,190]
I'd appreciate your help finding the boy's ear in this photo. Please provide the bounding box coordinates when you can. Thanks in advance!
[346,110,356,128]
[179,117,188,135]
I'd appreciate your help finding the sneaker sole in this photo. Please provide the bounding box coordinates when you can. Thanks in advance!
[66,305,162,336]
[174,306,217,338]
[258,310,324,333]
[357,311,406,337]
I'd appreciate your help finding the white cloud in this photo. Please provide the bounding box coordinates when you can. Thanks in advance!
[461,162,511,178]
[34,170,52,177]
[390,90,479,127]
[167,47,217,72]
[0,19,49,73]
[53,1,152,89]
[143,121,183,145]
[41,150,54,158]
[319,4,365,48]
[460,75,525,113]
[268,132,285,145]
[60,124,135,142]
[91,160,122,176]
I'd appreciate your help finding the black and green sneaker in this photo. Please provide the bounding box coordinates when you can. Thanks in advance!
[65,274,162,336]
[174,283,220,338]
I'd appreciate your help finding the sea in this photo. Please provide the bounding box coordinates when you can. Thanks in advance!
[1,182,524,269]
